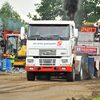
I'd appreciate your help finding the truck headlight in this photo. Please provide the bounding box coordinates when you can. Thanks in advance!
[27,59,34,63]
[29,67,34,70]
[62,67,66,70]
[62,59,68,63]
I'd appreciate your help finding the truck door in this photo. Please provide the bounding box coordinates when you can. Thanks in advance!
[6,36,18,55]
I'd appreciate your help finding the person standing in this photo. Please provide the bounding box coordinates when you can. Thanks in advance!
[4,51,9,59]
[10,52,15,68]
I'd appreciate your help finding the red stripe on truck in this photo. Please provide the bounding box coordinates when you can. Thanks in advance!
[26,66,72,72]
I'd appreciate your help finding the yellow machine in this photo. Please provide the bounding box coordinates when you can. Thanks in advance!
[14,34,26,67]
[4,30,26,68]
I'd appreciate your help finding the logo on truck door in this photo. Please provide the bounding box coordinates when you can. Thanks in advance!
[57,41,62,46]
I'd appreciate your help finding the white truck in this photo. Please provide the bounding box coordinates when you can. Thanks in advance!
[21,21,82,82]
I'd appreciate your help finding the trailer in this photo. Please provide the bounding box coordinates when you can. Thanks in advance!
[75,22,100,79]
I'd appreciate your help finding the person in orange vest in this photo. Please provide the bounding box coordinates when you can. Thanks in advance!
[4,51,9,59]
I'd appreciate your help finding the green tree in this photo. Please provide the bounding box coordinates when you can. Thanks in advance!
[27,0,67,20]
[0,1,27,31]
[75,0,100,27]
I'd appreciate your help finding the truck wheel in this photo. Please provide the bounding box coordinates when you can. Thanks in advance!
[96,70,100,78]
[79,66,83,81]
[94,67,100,78]
[66,64,75,82]
[76,66,83,81]
[27,72,35,81]
[90,74,93,79]
[83,65,89,80]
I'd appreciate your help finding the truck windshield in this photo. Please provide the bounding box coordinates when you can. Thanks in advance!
[28,24,70,40]
[7,36,18,55]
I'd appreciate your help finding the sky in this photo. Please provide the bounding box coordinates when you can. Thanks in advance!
[0,0,41,22]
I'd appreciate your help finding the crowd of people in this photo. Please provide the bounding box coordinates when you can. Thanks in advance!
[0,51,15,69]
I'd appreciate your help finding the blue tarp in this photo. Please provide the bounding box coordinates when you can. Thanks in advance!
[88,58,94,75]
[82,56,94,75]
[0,59,11,71]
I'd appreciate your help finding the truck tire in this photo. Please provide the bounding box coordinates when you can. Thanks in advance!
[66,64,75,82]
[76,66,83,81]
[83,65,90,80]
[90,74,93,79]
[27,72,35,81]
[96,70,100,78]
[94,67,100,78]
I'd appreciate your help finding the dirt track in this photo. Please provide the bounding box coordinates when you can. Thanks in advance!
[0,73,100,100]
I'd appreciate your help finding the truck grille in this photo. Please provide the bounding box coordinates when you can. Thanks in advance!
[39,49,56,56]
[39,59,56,66]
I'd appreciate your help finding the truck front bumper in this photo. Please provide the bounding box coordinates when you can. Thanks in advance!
[26,66,72,72]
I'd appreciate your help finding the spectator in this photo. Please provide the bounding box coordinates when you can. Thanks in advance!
[4,51,9,59]
[10,52,15,68]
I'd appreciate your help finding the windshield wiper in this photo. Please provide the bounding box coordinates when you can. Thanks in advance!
[28,34,66,40]
[51,34,64,40]
[59,36,64,40]
[37,36,45,40]
[28,36,36,40]
[28,35,46,40]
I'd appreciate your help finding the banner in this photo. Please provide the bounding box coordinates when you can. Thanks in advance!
[76,46,98,54]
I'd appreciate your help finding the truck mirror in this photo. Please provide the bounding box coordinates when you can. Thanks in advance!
[21,27,25,40]
[74,29,78,38]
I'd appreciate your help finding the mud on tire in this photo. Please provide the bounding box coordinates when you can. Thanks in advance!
[83,65,91,80]
[75,66,83,81]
